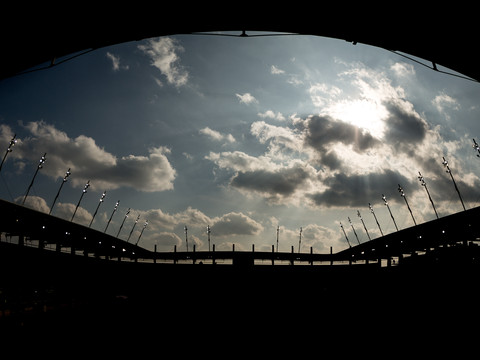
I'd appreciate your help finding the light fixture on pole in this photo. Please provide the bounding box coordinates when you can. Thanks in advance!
[104,200,119,233]
[340,222,351,248]
[298,227,302,253]
[117,208,130,238]
[127,214,140,243]
[207,225,211,251]
[276,225,279,253]
[368,203,384,236]
[418,171,438,219]
[0,134,17,174]
[398,184,416,226]
[23,153,46,206]
[348,216,361,245]
[184,225,189,252]
[135,220,148,246]
[382,194,399,231]
[71,180,90,222]
[442,156,466,211]
[49,168,71,215]
[89,190,106,227]
[357,210,371,241]
[473,138,480,157]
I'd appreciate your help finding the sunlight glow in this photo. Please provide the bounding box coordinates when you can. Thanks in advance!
[327,99,387,139]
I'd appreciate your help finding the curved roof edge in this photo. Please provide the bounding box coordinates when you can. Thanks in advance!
[1,6,478,82]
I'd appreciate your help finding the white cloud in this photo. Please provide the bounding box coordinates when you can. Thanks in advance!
[2,121,176,192]
[309,83,342,108]
[115,205,264,249]
[205,150,277,173]
[390,62,415,77]
[250,121,303,155]
[15,195,49,213]
[270,65,285,75]
[155,232,183,249]
[199,127,236,143]
[211,212,263,237]
[298,224,343,252]
[432,92,460,114]
[235,92,258,105]
[57,203,92,226]
[138,37,189,87]
[106,52,129,71]
[110,146,176,192]
[257,110,286,121]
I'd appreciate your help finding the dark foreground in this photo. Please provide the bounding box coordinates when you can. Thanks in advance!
[1,241,479,352]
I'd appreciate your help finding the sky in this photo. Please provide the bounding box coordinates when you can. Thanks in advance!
[1,32,480,254]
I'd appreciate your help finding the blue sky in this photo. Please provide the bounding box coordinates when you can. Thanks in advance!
[1,32,480,253]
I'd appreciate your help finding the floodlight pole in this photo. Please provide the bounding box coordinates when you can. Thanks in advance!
[340,222,351,248]
[442,156,466,211]
[298,227,302,253]
[276,225,279,252]
[135,220,148,246]
[368,203,384,237]
[357,210,371,241]
[23,153,46,206]
[89,190,106,227]
[398,184,416,226]
[104,200,119,233]
[117,208,130,238]
[348,216,361,245]
[71,180,90,222]
[127,214,140,243]
[207,225,211,252]
[0,134,16,174]
[49,168,71,215]
[382,194,399,231]
[418,172,438,219]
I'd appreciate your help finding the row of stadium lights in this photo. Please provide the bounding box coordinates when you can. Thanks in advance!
[0,135,148,246]
[1,134,480,252]
[338,141,480,248]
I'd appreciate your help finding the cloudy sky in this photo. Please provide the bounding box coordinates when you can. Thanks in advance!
[1,32,480,253]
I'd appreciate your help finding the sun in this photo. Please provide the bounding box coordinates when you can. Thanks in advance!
[327,98,387,139]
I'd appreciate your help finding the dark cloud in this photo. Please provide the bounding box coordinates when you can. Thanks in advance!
[304,115,380,152]
[230,165,311,198]
[308,169,410,208]
[383,100,428,146]
[301,115,380,169]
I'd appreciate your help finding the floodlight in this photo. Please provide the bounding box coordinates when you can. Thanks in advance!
[22,153,47,206]
[418,171,438,219]
[368,202,384,236]
[398,183,416,226]
[382,194,399,231]
[50,168,71,215]
[441,156,466,211]
[89,190,107,227]
[0,134,17,174]
[71,180,90,222]
[357,210,371,241]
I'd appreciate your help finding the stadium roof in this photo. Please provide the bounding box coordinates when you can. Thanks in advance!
[0,6,478,82]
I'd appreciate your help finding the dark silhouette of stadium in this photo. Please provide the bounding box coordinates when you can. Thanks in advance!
[1,9,479,346]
